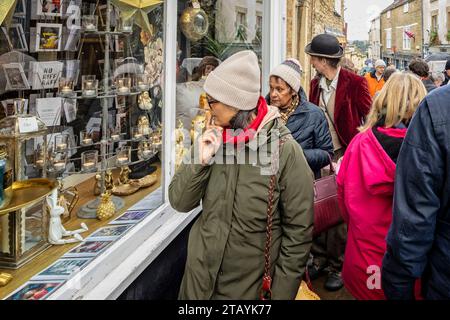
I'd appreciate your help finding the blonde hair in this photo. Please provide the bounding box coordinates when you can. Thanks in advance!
[360,72,427,132]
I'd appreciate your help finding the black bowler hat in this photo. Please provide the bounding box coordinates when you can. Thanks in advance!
[305,34,344,59]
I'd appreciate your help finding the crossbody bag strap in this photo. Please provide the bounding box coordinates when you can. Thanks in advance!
[260,136,290,300]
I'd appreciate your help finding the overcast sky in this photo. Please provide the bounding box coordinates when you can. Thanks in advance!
[345,0,394,41]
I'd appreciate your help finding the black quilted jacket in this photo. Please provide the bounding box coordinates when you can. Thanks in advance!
[266,88,334,178]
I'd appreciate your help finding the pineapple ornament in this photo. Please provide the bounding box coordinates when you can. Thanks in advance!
[96,192,116,221]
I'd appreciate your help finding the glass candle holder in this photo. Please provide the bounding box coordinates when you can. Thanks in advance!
[116,77,131,95]
[110,128,121,142]
[82,15,98,32]
[116,146,131,166]
[59,78,75,97]
[138,140,153,160]
[51,153,67,173]
[34,147,45,169]
[131,127,145,141]
[80,131,94,146]
[55,134,69,152]
[136,74,150,91]
[81,150,98,173]
[14,98,26,115]
[82,75,98,97]
[118,16,134,33]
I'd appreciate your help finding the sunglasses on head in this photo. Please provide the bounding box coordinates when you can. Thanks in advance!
[206,96,219,106]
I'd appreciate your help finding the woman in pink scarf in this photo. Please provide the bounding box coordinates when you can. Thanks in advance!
[337,72,427,300]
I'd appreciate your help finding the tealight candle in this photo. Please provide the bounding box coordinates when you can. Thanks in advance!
[82,138,93,145]
[111,134,120,141]
[118,86,130,93]
[82,161,95,172]
[138,82,148,91]
[122,26,132,32]
[54,162,66,172]
[56,143,67,152]
[35,159,44,167]
[142,149,152,158]
[134,133,143,140]
[116,156,129,166]
[61,86,73,94]
[85,23,96,31]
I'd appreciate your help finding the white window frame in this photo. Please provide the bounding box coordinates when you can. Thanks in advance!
[403,27,411,50]
[403,2,409,13]
[386,28,392,49]
[387,10,391,19]
[334,0,342,16]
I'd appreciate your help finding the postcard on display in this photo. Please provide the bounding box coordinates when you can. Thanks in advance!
[36,97,62,127]
[2,24,28,51]
[36,23,62,52]
[32,258,92,280]
[63,240,114,258]
[88,224,133,241]
[37,0,64,17]
[110,210,151,225]
[2,63,30,90]
[5,280,65,300]
[30,61,63,89]
[63,98,77,123]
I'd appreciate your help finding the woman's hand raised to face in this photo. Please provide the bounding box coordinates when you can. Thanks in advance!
[198,112,223,166]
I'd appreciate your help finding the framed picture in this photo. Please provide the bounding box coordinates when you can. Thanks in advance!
[110,210,151,225]
[2,63,30,90]
[63,240,113,258]
[5,280,64,300]
[36,23,62,52]
[88,225,133,240]
[33,258,92,280]
[2,24,28,51]
[37,0,64,17]
[14,0,27,17]
[115,35,125,52]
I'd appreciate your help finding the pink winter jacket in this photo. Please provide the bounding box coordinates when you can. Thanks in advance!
[336,126,406,300]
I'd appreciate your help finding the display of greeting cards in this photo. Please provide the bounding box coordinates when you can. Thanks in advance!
[36,23,62,51]
[63,240,113,258]
[33,258,92,280]
[37,0,63,17]
[110,210,151,225]
[36,97,62,127]
[88,225,133,240]
[30,61,63,89]
[5,280,65,300]
[2,63,30,90]
[1,24,28,51]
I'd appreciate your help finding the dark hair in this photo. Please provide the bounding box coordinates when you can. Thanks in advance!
[383,67,397,81]
[269,75,296,93]
[408,58,429,78]
[325,57,341,69]
[230,107,258,130]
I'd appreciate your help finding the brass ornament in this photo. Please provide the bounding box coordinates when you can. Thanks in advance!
[0,272,13,287]
[180,0,209,42]
[117,166,131,185]
[96,192,116,221]
[138,91,153,110]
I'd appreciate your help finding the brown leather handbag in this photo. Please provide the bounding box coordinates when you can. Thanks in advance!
[313,157,343,237]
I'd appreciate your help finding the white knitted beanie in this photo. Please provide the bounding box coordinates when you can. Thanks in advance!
[203,50,261,111]
[270,58,302,93]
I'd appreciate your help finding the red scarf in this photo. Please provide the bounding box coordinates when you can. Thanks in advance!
[222,97,268,145]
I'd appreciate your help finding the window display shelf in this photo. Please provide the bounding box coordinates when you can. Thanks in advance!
[0,163,199,300]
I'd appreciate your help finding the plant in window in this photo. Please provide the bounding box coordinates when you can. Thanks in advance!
[429,30,440,46]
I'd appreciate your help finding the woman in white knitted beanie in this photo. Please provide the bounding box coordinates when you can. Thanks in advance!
[267,59,333,179]
[169,50,314,300]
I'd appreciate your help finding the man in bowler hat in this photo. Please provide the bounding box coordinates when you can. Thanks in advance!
[305,33,372,291]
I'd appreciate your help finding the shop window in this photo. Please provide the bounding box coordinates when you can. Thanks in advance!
[0,0,165,269]
[175,0,264,170]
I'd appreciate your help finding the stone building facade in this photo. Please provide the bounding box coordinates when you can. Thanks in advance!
[368,16,382,61]
[285,0,346,93]
[423,0,450,56]
[380,0,424,69]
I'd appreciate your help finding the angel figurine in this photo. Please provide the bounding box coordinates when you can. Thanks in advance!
[138,115,151,135]
[47,189,88,245]
[138,91,153,110]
